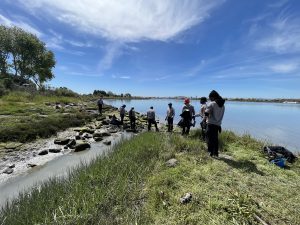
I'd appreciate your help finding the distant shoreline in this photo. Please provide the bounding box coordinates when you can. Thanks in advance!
[102,96,300,104]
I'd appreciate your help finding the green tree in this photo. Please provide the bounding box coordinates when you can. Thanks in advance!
[0,25,56,87]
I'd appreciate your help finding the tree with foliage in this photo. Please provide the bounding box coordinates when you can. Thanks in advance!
[0,25,55,88]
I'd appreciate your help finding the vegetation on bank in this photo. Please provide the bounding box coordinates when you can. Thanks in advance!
[1,131,299,225]
[0,91,102,143]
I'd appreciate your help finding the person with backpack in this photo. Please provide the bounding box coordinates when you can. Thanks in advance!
[119,104,126,124]
[128,107,136,130]
[180,98,193,135]
[147,106,159,132]
[165,103,175,132]
[204,90,225,157]
[97,96,104,115]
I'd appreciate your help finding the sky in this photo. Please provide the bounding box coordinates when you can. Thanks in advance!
[1,0,300,98]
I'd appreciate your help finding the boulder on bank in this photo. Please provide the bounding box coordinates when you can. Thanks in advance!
[74,142,91,152]
[66,139,76,148]
[101,132,111,137]
[54,138,70,145]
[49,148,61,153]
[3,168,14,174]
[94,137,103,142]
[27,163,37,168]
[38,150,49,155]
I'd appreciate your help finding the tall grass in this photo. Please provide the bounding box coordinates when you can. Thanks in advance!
[0,131,299,224]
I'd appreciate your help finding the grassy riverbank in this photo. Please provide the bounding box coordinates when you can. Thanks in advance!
[0,92,110,144]
[0,130,299,225]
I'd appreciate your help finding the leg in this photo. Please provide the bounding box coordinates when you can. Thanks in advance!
[186,124,190,135]
[154,120,159,132]
[206,125,213,155]
[120,115,124,124]
[148,119,151,131]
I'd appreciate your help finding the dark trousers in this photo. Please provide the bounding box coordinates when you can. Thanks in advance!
[130,117,136,130]
[148,119,159,131]
[98,104,103,115]
[182,120,191,135]
[120,114,125,124]
[206,124,221,156]
[167,117,173,132]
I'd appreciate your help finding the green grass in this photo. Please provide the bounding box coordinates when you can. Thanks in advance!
[0,92,100,143]
[0,131,299,224]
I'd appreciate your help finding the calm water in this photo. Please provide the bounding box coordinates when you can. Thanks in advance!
[105,99,300,153]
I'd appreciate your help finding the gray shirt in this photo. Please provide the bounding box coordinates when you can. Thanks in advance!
[182,104,195,118]
[167,107,175,118]
[119,107,126,115]
[147,109,156,120]
[205,102,225,126]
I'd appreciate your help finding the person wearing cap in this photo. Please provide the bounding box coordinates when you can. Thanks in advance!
[204,90,225,157]
[165,103,175,132]
[119,104,126,124]
[128,107,136,130]
[147,106,159,132]
[180,98,193,135]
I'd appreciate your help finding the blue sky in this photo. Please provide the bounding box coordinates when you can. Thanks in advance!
[1,0,300,98]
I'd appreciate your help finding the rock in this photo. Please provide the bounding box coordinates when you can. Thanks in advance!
[96,116,106,121]
[54,138,70,145]
[55,104,62,109]
[126,129,136,133]
[94,137,103,142]
[3,168,14,174]
[49,148,61,153]
[27,163,37,168]
[103,140,112,145]
[74,142,91,152]
[66,139,76,148]
[101,132,111,137]
[93,133,103,138]
[102,120,110,125]
[82,133,93,139]
[81,128,95,134]
[166,158,178,167]
[8,164,15,168]
[75,132,81,140]
[38,150,48,155]
[180,193,192,204]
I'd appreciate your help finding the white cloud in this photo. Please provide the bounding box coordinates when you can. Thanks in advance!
[0,14,42,37]
[255,13,300,54]
[17,0,224,42]
[120,76,131,79]
[98,42,123,71]
[270,62,299,73]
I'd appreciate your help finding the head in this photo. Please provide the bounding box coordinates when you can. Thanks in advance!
[184,98,190,105]
[168,103,172,108]
[112,114,116,118]
[122,104,126,108]
[209,90,220,101]
[131,107,134,110]
[150,106,153,109]
[200,97,207,104]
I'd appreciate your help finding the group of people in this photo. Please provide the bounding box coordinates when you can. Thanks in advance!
[97,90,225,157]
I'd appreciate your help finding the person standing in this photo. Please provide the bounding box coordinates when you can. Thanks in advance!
[165,103,175,132]
[180,98,193,135]
[128,107,136,130]
[147,106,159,132]
[205,90,225,157]
[97,96,104,115]
[195,97,208,140]
[119,104,126,124]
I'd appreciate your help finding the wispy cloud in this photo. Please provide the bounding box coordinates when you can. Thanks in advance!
[0,14,42,37]
[17,0,224,42]
[98,42,123,71]
[269,62,299,73]
[255,10,300,54]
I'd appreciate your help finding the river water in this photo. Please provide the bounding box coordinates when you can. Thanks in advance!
[105,99,300,153]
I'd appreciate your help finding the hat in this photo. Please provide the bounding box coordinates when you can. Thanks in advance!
[122,104,126,107]
[168,102,172,105]
[184,98,190,104]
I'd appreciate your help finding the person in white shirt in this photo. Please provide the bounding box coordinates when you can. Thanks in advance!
[165,103,175,132]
